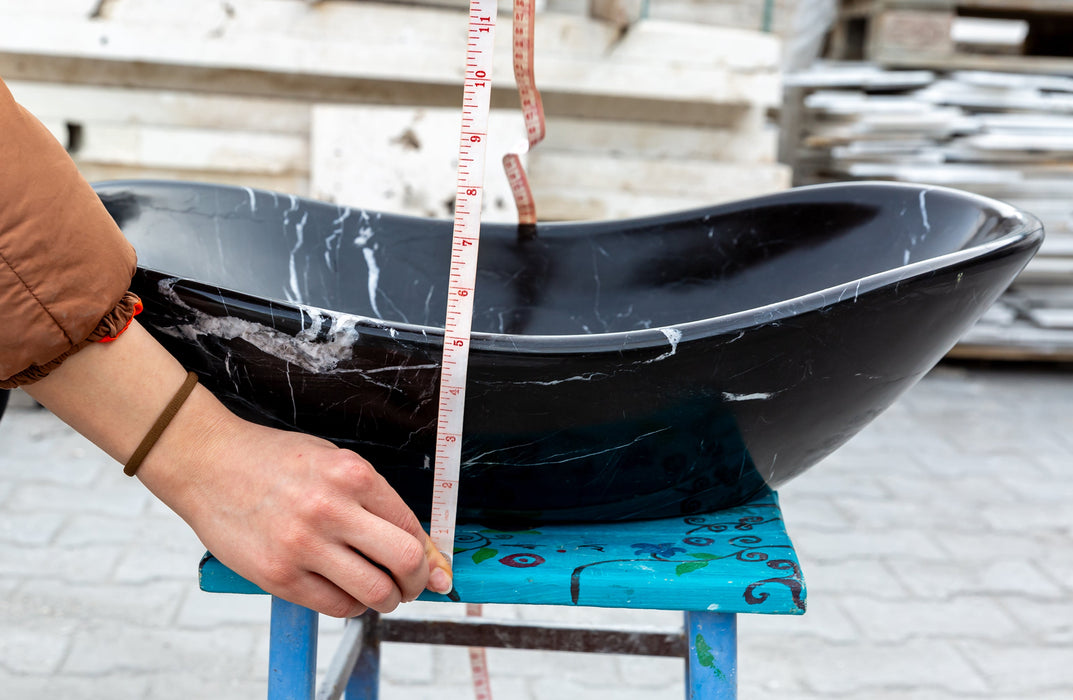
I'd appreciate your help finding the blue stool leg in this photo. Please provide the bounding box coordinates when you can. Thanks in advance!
[685,611,737,700]
[345,611,380,699]
[269,596,319,700]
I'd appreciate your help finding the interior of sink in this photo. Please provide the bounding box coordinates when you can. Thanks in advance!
[104,183,1014,338]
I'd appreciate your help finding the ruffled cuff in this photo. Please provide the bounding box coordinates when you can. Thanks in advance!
[0,292,143,389]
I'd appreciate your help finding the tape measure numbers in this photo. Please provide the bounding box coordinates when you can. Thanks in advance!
[504,0,545,226]
[429,3,543,696]
[429,0,500,573]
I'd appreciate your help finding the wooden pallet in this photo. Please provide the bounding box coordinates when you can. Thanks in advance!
[827,0,1073,74]
[2,0,789,223]
[0,1,782,124]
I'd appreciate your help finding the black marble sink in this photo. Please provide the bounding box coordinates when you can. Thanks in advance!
[96,180,1041,523]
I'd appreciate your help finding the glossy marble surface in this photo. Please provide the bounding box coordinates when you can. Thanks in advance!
[96,180,1042,523]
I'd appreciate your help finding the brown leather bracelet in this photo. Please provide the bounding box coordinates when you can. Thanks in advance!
[124,371,199,477]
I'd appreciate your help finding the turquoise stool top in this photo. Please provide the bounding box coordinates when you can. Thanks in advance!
[200,489,805,615]
[199,489,805,699]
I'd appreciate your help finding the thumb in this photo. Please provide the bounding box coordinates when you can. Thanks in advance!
[424,535,454,595]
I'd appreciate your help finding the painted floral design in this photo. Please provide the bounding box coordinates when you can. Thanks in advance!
[499,553,545,568]
[442,493,805,613]
[631,543,687,559]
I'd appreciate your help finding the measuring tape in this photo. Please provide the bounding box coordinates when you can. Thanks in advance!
[430,0,545,584]
[430,2,542,697]
[430,3,498,698]
[429,0,499,569]
[503,0,545,225]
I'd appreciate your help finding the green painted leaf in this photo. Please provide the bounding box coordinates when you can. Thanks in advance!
[472,548,497,564]
[694,634,728,681]
[695,633,715,668]
[690,552,720,560]
[676,560,709,576]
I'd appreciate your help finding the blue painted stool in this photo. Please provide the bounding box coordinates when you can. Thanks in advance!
[199,490,806,699]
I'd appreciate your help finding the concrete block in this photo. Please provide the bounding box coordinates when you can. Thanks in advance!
[62,622,257,675]
[957,641,1073,694]
[0,543,123,582]
[799,639,988,695]
[8,579,187,628]
[0,626,72,674]
[143,673,267,700]
[794,558,910,599]
[897,559,1064,600]
[995,596,1073,644]
[532,673,680,699]
[176,588,271,629]
[381,641,436,684]
[743,598,859,643]
[8,481,151,518]
[0,673,152,700]
[840,594,1022,643]
[113,541,205,584]
[0,512,65,546]
[792,528,948,564]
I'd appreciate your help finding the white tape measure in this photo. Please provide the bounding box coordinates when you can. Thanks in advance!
[429,0,500,577]
[429,3,502,698]
[430,0,546,574]
[430,3,543,696]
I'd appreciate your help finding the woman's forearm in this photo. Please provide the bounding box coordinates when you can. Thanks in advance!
[25,320,453,615]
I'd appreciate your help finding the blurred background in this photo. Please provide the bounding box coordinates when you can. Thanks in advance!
[1,1,1071,698]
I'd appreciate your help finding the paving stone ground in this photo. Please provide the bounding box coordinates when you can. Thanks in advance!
[1,360,1071,699]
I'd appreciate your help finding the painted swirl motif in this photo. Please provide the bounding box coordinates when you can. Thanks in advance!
[444,499,803,612]
[745,560,806,612]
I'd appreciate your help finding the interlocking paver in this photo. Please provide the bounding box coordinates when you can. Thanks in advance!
[0,672,152,700]
[957,641,1073,695]
[10,579,187,627]
[995,596,1073,644]
[0,624,72,674]
[0,512,66,545]
[838,594,1022,643]
[800,639,990,695]
[61,622,259,676]
[0,542,124,581]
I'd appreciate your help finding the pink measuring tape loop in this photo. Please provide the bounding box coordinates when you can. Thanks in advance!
[503,0,545,225]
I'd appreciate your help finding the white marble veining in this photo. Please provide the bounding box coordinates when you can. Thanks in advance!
[721,391,778,402]
[918,188,931,234]
[641,327,683,364]
[462,426,670,469]
[158,278,362,375]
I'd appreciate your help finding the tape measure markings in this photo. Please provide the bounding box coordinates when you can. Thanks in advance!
[430,4,540,696]
[503,0,545,225]
[430,0,499,574]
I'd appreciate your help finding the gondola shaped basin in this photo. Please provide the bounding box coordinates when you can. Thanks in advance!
[96,180,1042,523]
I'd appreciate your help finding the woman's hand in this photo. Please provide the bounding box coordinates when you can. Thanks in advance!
[26,321,453,616]
[154,405,454,616]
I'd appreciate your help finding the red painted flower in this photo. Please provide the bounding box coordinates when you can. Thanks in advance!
[499,553,545,568]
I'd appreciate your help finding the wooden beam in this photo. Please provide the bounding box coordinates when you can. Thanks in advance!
[0,2,781,123]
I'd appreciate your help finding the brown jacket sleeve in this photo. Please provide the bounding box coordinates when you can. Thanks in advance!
[0,77,141,388]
